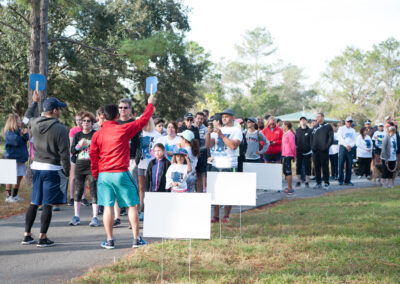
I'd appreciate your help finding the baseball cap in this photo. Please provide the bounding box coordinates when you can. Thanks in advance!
[246,117,257,124]
[173,148,188,155]
[384,116,391,121]
[378,122,384,127]
[220,108,235,116]
[345,116,353,122]
[299,116,307,121]
[365,119,371,124]
[178,130,195,142]
[43,97,67,112]
[184,113,194,119]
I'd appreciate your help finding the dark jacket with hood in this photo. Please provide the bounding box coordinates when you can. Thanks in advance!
[5,129,29,163]
[145,157,171,192]
[295,126,313,155]
[25,102,71,176]
[311,122,334,152]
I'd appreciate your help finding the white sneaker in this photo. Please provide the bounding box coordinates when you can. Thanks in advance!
[5,196,17,203]
[13,195,23,201]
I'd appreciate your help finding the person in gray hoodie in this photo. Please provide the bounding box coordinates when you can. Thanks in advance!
[21,91,70,248]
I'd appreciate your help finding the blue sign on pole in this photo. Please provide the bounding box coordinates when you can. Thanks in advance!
[29,74,46,91]
[146,76,158,94]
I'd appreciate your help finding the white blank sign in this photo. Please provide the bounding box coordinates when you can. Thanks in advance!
[207,172,256,206]
[0,159,17,184]
[243,163,282,191]
[143,192,211,239]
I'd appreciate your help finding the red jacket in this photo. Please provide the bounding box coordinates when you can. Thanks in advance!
[262,126,283,154]
[90,104,154,179]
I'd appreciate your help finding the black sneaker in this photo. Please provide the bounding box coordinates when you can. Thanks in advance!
[120,207,127,216]
[344,182,354,186]
[81,198,90,206]
[295,182,301,187]
[67,198,74,206]
[113,218,121,228]
[21,235,35,245]
[37,238,55,248]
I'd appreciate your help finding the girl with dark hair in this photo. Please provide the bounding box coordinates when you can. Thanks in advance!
[155,121,181,161]
[281,121,296,194]
[356,126,373,178]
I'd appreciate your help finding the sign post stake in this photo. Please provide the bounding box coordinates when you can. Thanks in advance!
[161,237,164,283]
[188,238,192,283]
[240,206,242,239]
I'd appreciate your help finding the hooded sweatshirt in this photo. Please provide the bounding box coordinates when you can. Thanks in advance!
[25,102,70,176]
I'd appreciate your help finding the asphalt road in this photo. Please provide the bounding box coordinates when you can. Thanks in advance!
[0,177,394,284]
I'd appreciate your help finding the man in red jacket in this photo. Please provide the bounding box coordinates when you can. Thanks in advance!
[90,94,155,249]
[262,116,283,163]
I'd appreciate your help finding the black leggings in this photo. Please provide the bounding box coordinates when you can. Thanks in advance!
[357,157,371,177]
[296,154,311,175]
[381,159,396,179]
[75,173,97,204]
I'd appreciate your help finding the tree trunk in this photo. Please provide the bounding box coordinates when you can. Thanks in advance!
[39,0,49,107]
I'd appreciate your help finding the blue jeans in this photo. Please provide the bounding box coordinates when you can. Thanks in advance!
[338,146,353,183]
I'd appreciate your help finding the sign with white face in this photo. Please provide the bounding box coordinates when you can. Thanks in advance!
[243,163,282,191]
[207,172,256,206]
[143,192,211,239]
[0,159,17,184]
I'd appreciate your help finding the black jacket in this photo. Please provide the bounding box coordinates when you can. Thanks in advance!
[145,157,171,192]
[295,126,313,155]
[25,102,71,176]
[311,123,333,152]
[178,124,200,141]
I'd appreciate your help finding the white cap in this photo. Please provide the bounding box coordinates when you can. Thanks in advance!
[345,116,353,122]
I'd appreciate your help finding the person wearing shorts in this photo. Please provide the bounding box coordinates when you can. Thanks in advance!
[282,121,296,194]
[22,92,70,247]
[90,94,154,249]
[194,112,208,192]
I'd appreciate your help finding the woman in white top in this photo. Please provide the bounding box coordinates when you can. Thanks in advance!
[177,130,199,192]
[155,121,181,161]
[138,118,161,211]
[356,126,373,178]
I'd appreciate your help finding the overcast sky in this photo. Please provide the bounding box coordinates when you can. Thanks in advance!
[184,0,400,86]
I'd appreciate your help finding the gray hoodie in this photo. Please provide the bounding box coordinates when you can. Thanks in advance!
[26,102,70,176]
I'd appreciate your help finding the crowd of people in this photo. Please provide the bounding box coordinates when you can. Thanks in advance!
[2,90,399,249]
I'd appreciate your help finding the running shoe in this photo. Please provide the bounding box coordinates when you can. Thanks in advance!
[313,184,322,189]
[13,195,23,201]
[5,196,17,203]
[101,239,115,249]
[323,183,329,190]
[344,182,354,186]
[21,235,35,245]
[37,238,55,248]
[89,217,99,227]
[120,207,127,216]
[81,198,90,206]
[69,216,80,226]
[67,198,74,206]
[113,218,121,227]
[295,182,301,187]
[139,212,144,221]
[222,216,230,223]
[132,236,147,248]
[284,189,295,194]
[211,216,219,223]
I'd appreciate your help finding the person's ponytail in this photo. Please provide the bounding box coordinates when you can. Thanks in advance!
[190,139,200,157]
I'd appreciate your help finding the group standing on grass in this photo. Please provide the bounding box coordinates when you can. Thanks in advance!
[3,88,400,249]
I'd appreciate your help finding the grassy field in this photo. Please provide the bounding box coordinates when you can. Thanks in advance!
[76,187,400,283]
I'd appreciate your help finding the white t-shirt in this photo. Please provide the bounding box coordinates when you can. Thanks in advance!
[138,130,161,169]
[356,134,373,158]
[197,124,208,150]
[389,135,397,161]
[166,164,189,192]
[210,126,243,168]
[337,126,356,147]
[183,146,198,173]
[372,130,386,149]
[329,132,339,155]
[156,135,181,161]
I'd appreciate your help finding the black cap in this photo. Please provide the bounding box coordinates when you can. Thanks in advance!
[299,116,307,121]
[220,108,234,116]
[184,113,194,119]
[43,97,67,112]
[245,117,257,124]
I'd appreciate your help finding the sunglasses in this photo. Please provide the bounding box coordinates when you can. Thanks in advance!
[119,106,129,109]
[82,119,92,123]
[186,118,193,122]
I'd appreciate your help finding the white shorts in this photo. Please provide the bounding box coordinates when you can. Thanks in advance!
[17,162,27,177]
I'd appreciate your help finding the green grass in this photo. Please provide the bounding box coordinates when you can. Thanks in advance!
[76,187,400,283]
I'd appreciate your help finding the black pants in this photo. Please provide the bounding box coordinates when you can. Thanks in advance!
[329,153,338,178]
[75,173,97,204]
[382,159,396,179]
[296,154,311,176]
[313,150,330,185]
[357,157,371,177]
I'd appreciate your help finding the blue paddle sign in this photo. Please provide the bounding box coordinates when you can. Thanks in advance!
[29,74,46,91]
[146,76,158,94]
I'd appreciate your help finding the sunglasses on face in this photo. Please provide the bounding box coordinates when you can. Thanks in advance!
[119,106,129,109]
[186,118,193,122]
[82,119,92,123]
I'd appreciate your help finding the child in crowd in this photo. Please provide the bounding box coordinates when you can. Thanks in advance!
[166,149,192,192]
[3,114,29,202]
[145,143,171,192]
